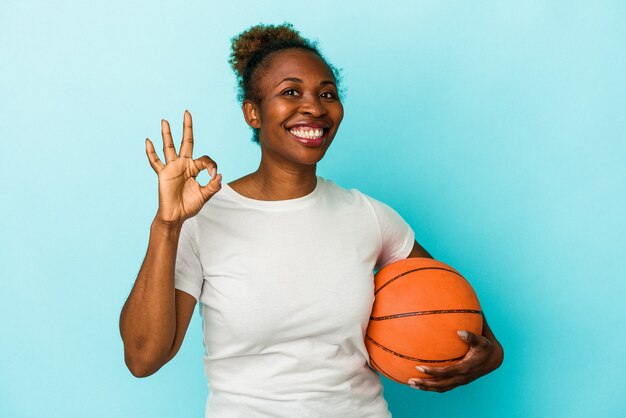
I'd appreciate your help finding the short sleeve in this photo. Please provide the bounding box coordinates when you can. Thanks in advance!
[364,195,415,271]
[174,219,204,301]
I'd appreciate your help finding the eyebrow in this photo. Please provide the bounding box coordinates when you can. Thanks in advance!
[275,77,336,88]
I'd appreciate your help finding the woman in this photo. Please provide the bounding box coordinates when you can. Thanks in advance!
[119,23,503,417]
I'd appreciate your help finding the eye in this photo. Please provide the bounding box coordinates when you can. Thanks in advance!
[282,88,300,96]
[321,91,337,100]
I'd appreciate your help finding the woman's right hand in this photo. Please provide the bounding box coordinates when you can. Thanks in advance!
[145,110,222,225]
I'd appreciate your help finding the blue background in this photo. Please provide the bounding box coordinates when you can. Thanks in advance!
[1,1,625,417]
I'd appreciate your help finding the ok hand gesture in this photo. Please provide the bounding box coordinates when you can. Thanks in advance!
[145,110,222,225]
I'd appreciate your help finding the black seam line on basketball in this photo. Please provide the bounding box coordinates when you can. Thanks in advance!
[365,335,466,363]
[370,309,482,321]
[369,357,406,385]
[375,267,465,295]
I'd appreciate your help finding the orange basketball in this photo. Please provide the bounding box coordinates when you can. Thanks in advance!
[365,257,483,385]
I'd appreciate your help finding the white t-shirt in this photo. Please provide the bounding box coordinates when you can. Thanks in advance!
[175,176,415,418]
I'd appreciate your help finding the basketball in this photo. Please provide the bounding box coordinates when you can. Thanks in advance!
[365,257,483,385]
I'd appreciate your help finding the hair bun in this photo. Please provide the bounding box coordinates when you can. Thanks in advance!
[228,22,307,79]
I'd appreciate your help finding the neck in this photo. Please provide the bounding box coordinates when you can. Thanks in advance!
[237,157,318,201]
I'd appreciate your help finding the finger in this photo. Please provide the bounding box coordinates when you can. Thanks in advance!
[145,138,165,173]
[409,376,466,393]
[179,110,194,159]
[415,364,458,379]
[161,119,178,163]
[193,155,217,178]
[199,173,222,200]
[416,349,488,378]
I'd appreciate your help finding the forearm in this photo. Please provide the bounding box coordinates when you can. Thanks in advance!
[119,219,183,376]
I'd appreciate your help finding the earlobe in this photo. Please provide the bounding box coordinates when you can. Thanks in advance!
[243,100,261,129]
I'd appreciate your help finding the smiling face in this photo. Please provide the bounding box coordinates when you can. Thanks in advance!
[243,48,344,167]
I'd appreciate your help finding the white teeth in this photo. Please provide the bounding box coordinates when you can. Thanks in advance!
[289,128,324,139]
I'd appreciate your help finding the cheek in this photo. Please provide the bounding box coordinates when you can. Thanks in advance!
[261,101,292,127]
[333,105,345,125]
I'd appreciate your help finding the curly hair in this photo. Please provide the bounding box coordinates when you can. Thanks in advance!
[228,22,344,144]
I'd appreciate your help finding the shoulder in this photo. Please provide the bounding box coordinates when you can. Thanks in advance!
[317,176,371,200]
[321,177,394,213]
[322,178,410,228]
[317,176,376,208]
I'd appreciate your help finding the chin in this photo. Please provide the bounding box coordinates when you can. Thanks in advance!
[295,140,333,163]
[292,152,327,166]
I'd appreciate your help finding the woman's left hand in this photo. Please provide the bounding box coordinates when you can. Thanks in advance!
[407,329,503,393]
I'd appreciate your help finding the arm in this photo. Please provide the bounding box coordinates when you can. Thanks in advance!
[120,111,221,378]
[407,240,433,259]
[119,220,197,377]
[405,240,505,391]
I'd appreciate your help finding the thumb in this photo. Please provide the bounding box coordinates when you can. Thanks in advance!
[457,330,480,346]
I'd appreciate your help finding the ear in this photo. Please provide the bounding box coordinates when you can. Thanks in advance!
[242,100,261,129]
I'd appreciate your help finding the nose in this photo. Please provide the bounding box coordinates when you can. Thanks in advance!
[299,93,326,117]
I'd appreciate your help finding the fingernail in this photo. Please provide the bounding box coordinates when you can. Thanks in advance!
[457,330,469,340]
[409,379,421,385]
[185,109,189,114]
[415,366,426,373]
